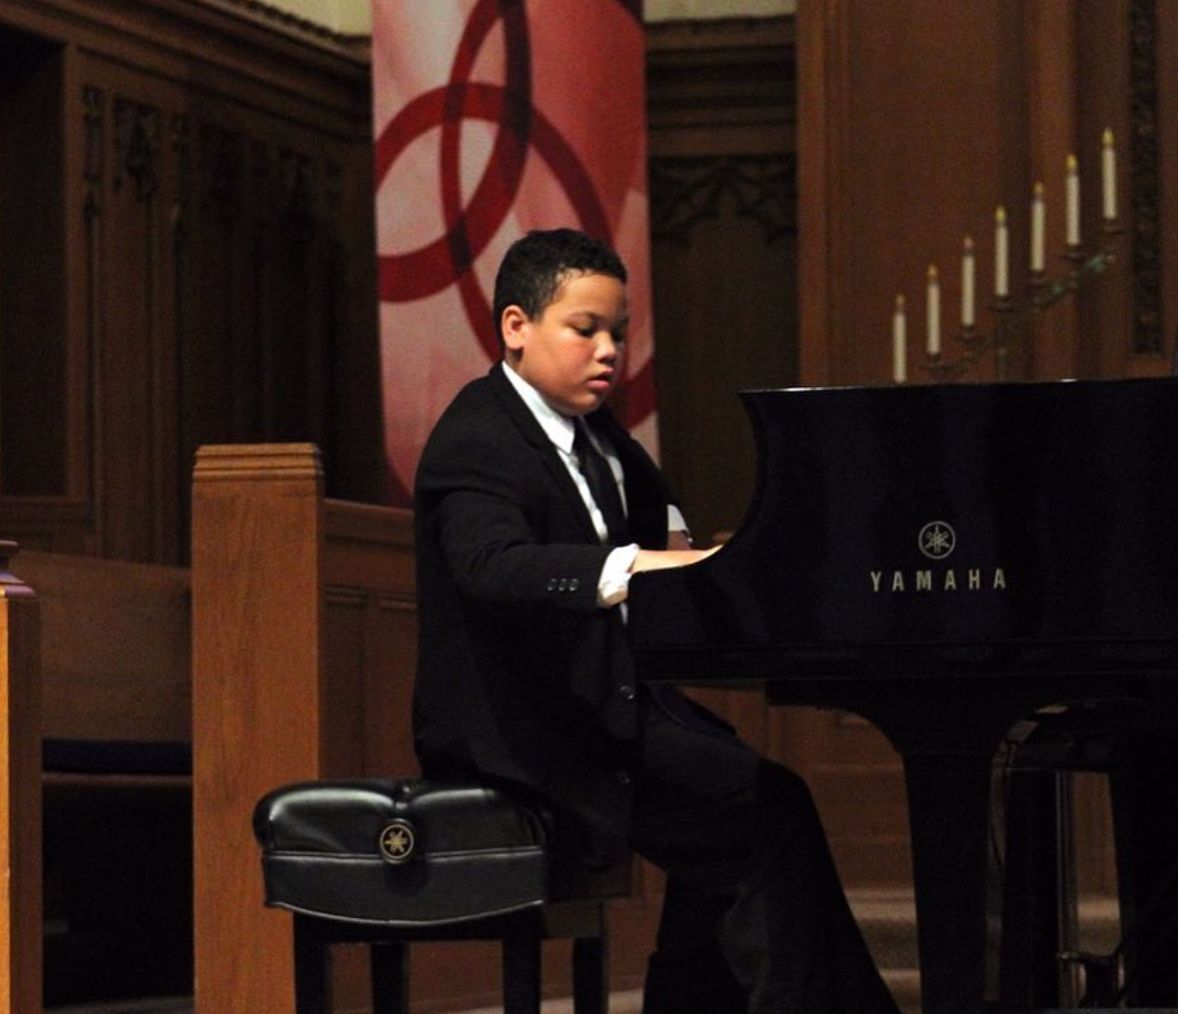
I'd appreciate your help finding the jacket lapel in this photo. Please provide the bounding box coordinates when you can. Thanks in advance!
[487,365,602,544]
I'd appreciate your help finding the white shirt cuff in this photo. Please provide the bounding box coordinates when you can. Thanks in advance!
[598,543,640,607]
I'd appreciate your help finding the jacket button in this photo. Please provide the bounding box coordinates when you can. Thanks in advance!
[569,577,580,591]
[618,684,636,701]
[546,578,558,592]
[616,770,632,786]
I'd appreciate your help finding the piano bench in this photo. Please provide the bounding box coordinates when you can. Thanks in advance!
[252,778,631,1014]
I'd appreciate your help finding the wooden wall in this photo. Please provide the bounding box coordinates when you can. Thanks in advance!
[647,16,797,549]
[0,0,384,564]
[798,0,1177,388]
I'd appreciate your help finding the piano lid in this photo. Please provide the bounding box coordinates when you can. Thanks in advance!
[628,378,1178,677]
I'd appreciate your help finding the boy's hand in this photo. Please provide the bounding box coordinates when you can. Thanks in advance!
[630,545,720,573]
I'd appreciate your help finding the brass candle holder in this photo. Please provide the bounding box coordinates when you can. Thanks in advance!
[923,223,1122,382]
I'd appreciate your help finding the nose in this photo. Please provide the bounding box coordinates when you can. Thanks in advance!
[595,330,619,361]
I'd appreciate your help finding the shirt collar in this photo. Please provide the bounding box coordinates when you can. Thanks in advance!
[500,361,576,454]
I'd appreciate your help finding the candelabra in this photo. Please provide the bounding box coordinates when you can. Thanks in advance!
[923,224,1122,382]
[891,128,1121,383]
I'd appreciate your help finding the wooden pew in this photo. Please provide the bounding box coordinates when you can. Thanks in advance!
[192,444,419,1013]
[0,539,191,1012]
[0,542,40,1014]
[18,549,190,752]
[12,546,191,1007]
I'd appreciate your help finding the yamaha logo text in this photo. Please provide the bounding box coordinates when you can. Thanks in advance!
[869,521,1008,594]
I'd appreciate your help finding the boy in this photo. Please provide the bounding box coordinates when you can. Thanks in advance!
[413,228,897,1013]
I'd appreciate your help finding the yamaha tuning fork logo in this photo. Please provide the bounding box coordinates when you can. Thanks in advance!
[918,521,956,560]
[869,520,1007,594]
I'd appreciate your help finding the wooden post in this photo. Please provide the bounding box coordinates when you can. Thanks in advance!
[192,445,324,1014]
[0,541,41,1014]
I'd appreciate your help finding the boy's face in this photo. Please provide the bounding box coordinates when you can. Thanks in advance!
[502,270,628,417]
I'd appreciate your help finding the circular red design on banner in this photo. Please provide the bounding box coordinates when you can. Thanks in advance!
[376,0,619,362]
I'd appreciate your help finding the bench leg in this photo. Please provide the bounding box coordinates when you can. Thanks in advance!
[572,931,608,1014]
[293,916,332,1014]
[503,934,542,1014]
[370,940,409,1014]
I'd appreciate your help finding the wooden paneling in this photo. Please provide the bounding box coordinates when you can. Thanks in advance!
[0,0,384,563]
[647,16,797,548]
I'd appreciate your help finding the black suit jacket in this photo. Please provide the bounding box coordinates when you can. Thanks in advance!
[413,365,673,863]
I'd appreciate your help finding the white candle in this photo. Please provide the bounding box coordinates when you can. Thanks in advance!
[893,294,907,384]
[1066,153,1080,247]
[926,264,941,357]
[961,235,975,328]
[994,206,1009,299]
[1031,181,1046,274]
[1102,127,1117,222]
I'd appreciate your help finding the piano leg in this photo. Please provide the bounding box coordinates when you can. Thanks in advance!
[902,751,993,1014]
[996,768,1071,1008]
[1109,742,1178,1006]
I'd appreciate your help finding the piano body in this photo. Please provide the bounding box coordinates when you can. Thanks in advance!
[629,378,1178,1014]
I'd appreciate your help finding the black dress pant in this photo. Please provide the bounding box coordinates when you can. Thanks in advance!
[629,695,899,1014]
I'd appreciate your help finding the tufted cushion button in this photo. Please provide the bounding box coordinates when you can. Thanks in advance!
[618,684,636,702]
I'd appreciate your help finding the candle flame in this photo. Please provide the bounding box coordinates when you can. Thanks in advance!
[1066,153,1078,172]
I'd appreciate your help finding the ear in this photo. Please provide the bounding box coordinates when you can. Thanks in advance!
[501,304,529,354]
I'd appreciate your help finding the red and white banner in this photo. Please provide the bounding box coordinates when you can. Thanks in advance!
[373,0,656,504]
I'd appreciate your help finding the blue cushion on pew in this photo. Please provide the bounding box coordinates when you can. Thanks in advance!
[42,738,192,777]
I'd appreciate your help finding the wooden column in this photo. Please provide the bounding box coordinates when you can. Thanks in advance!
[0,542,41,1014]
[192,444,324,1014]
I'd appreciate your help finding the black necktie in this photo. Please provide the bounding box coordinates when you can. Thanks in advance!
[573,419,630,545]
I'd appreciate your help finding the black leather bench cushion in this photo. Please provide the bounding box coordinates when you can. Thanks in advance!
[253,778,553,926]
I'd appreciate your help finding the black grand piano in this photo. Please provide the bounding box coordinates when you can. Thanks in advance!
[628,378,1178,1014]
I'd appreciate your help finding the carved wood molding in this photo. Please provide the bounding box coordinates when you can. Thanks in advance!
[646,15,795,156]
[114,98,161,203]
[1130,0,1162,354]
[646,16,795,245]
[650,153,796,244]
[192,442,323,483]
[83,85,103,221]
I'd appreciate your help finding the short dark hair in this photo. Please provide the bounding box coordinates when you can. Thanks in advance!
[492,229,627,345]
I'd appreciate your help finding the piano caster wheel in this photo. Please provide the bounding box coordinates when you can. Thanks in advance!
[1057,949,1121,1007]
